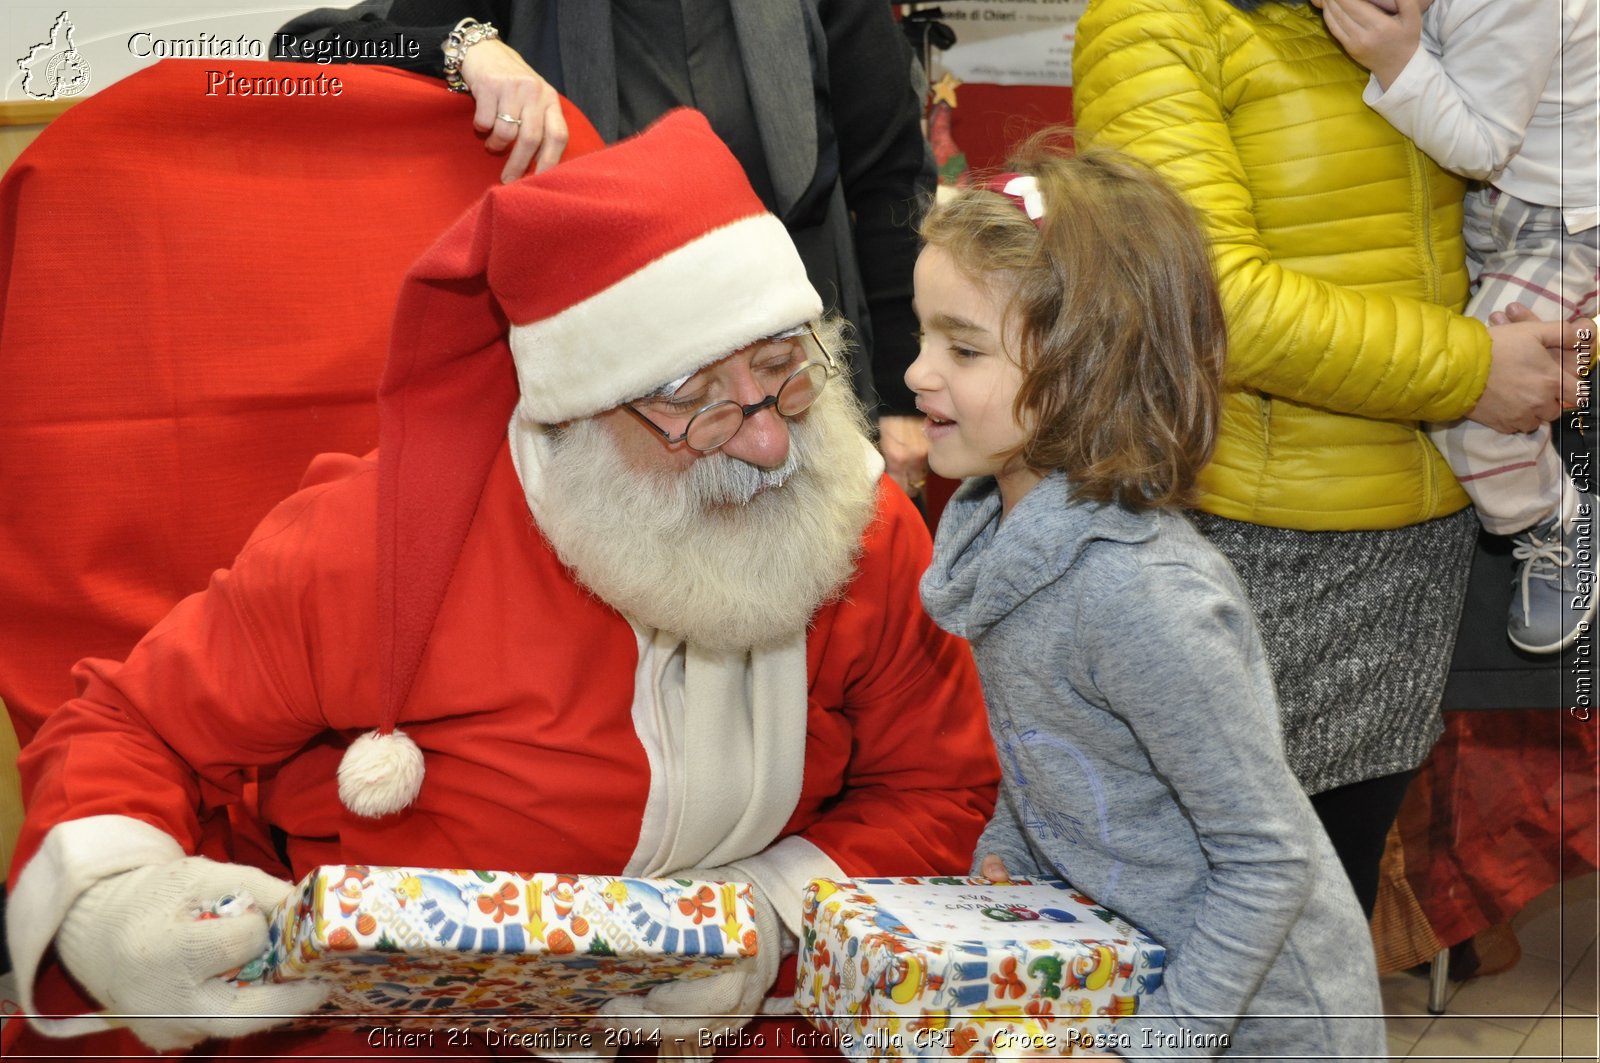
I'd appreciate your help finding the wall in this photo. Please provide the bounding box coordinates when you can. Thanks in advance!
[4,2,306,102]
[2,4,317,169]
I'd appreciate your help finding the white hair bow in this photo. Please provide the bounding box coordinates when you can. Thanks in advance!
[993,173,1046,225]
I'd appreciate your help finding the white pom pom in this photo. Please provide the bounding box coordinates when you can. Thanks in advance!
[337,729,425,818]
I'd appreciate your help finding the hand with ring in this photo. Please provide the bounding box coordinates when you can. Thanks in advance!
[878,413,932,498]
[1491,301,1595,408]
[459,39,569,182]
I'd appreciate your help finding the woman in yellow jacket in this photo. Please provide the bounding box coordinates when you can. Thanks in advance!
[1072,0,1576,917]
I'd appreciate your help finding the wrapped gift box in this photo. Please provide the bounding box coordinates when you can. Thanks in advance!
[796,877,1166,1059]
[237,865,757,1034]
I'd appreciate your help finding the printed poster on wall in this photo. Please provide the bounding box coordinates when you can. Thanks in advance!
[925,0,1088,87]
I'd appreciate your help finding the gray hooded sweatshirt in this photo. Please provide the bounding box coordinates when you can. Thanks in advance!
[921,473,1387,1060]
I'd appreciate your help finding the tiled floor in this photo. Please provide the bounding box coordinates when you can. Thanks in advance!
[1383,872,1599,1061]
[1,875,1595,1058]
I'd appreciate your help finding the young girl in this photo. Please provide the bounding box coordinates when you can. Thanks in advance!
[910,145,1387,1058]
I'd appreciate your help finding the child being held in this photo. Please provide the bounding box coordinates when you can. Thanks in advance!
[911,143,1386,1058]
[1317,0,1597,653]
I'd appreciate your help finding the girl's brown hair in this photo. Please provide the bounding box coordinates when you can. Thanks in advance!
[921,136,1225,510]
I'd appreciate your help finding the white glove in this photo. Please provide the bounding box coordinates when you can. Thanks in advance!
[598,868,783,1062]
[54,856,330,1051]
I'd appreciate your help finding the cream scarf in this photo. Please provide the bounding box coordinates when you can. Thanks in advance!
[507,417,831,892]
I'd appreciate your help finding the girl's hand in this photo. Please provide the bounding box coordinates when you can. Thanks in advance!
[978,853,1013,882]
[1317,0,1425,90]
[459,39,569,182]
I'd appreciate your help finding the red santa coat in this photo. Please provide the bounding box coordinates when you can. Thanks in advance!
[7,443,997,1058]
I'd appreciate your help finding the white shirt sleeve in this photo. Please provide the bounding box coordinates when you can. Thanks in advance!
[1365,0,1561,180]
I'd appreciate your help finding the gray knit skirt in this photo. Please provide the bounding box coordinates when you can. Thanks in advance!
[1190,507,1479,795]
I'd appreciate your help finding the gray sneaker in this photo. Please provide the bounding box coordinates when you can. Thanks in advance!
[1507,497,1596,654]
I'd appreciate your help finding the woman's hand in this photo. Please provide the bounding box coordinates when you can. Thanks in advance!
[878,414,930,498]
[459,40,568,182]
[1471,314,1581,433]
[1491,302,1596,402]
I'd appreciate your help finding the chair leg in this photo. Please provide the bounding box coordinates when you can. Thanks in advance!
[1427,946,1450,1014]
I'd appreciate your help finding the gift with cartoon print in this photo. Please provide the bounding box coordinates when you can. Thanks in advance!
[796,876,1166,1060]
[234,865,758,1033]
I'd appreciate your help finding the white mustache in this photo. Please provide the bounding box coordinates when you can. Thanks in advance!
[687,446,800,505]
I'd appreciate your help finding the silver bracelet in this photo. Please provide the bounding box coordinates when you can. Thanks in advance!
[442,18,499,93]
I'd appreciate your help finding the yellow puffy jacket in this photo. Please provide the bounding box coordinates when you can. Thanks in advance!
[1073,0,1489,530]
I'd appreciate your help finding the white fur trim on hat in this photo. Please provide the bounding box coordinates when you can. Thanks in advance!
[510,213,822,424]
[338,729,425,817]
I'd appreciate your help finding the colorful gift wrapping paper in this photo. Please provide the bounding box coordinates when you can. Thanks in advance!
[796,877,1166,1060]
[237,865,757,1032]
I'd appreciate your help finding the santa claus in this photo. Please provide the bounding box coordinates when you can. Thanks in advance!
[4,109,997,1059]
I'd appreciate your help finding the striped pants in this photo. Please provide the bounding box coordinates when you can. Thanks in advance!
[1426,186,1598,534]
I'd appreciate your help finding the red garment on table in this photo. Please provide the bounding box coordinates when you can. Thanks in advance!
[0,58,602,747]
[1400,709,1599,948]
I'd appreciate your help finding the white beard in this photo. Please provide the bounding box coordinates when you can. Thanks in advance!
[529,384,879,651]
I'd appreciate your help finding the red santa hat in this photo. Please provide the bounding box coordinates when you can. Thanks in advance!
[337,108,822,818]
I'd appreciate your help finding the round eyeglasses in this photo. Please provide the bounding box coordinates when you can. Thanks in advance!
[624,328,839,453]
